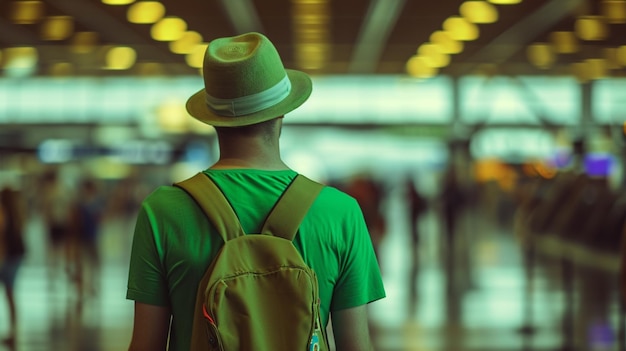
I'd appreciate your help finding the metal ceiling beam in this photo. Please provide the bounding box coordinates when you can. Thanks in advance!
[348,0,406,74]
[218,0,264,34]
[458,0,586,74]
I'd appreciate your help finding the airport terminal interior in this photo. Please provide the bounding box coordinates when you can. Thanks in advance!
[1,0,626,350]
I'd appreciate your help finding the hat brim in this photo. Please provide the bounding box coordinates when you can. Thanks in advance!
[186,69,312,127]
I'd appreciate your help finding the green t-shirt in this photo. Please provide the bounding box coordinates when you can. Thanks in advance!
[126,169,386,351]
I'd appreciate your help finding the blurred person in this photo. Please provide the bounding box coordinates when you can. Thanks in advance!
[107,171,146,221]
[105,174,148,262]
[40,169,74,288]
[344,174,388,262]
[0,187,26,348]
[441,164,465,247]
[69,178,105,299]
[405,175,427,315]
[439,163,469,300]
[126,32,385,351]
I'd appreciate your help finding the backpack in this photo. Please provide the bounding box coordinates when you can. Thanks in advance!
[175,172,330,351]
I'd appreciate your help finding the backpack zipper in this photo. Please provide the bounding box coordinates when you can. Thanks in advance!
[202,304,216,325]
[202,304,221,349]
[309,298,322,351]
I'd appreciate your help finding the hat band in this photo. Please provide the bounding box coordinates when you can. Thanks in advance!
[205,75,291,117]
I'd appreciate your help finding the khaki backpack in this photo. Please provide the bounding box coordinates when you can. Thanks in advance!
[175,172,330,351]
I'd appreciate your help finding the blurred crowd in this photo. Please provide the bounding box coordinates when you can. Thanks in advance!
[0,139,624,350]
[0,156,156,347]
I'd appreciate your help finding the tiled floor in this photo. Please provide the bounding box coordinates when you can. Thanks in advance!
[0,188,623,351]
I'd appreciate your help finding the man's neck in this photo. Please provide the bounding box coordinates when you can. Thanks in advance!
[213,122,287,170]
[210,157,290,171]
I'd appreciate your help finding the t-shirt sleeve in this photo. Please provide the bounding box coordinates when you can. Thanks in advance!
[126,202,170,307]
[330,198,386,311]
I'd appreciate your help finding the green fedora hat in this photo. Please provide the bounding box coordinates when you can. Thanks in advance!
[186,32,312,127]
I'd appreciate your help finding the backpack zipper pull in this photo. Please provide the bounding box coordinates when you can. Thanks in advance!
[309,329,321,351]
[310,299,322,351]
[202,304,216,325]
[202,304,219,348]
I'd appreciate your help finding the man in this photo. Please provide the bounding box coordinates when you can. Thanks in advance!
[0,186,26,348]
[126,32,385,351]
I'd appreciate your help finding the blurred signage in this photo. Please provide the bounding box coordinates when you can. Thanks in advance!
[111,140,172,164]
[584,153,615,177]
[593,78,626,124]
[38,139,172,164]
[287,75,454,124]
[460,76,581,125]
[2,76,624,126]
[38,139,75,163]
[470,128,556,162]
[0,76,454,125]
[0,76,199,124]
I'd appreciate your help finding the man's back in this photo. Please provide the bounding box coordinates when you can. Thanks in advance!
[128,32,384,351]
[127,168,385,350]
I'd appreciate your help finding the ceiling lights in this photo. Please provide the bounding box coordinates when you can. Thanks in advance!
[151,17,187,41]
[430,31,464,54]
[127,1,165,24]
[185,45,207,68]
[430,30,464,54]
[169,31,204,54]
[602,0,626,24]
[407,0,515,78]
[443,16,480,41]
[292,0,330,71]
[71,32,99,54]
[575,16,609,41]
[102,0,135,4]
[406,56,438,78]
[460,1,499,24]
[487,0,521,4]
[549,31,579,54]
[105,46,137,70]
[417,43,451,68]
[9,0,44,24]
[41,16,74,41]
[2,47,38,77]
[110,0,204,72]
[401,0,623,82]
[545,1,626,83]
[526,43,555,69]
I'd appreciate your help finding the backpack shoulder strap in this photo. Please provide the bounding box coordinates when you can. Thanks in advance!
[261,174,324,240]
[174,172,244,242]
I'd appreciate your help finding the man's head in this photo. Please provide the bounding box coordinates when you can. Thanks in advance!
[186,32,312,128]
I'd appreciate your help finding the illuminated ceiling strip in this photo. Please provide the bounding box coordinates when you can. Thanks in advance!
[459,0,586,73]
[219,0,264,34]
[349,0,406,73]
[44,0,178,62]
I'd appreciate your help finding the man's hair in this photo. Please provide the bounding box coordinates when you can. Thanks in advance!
[214,117,281,141]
